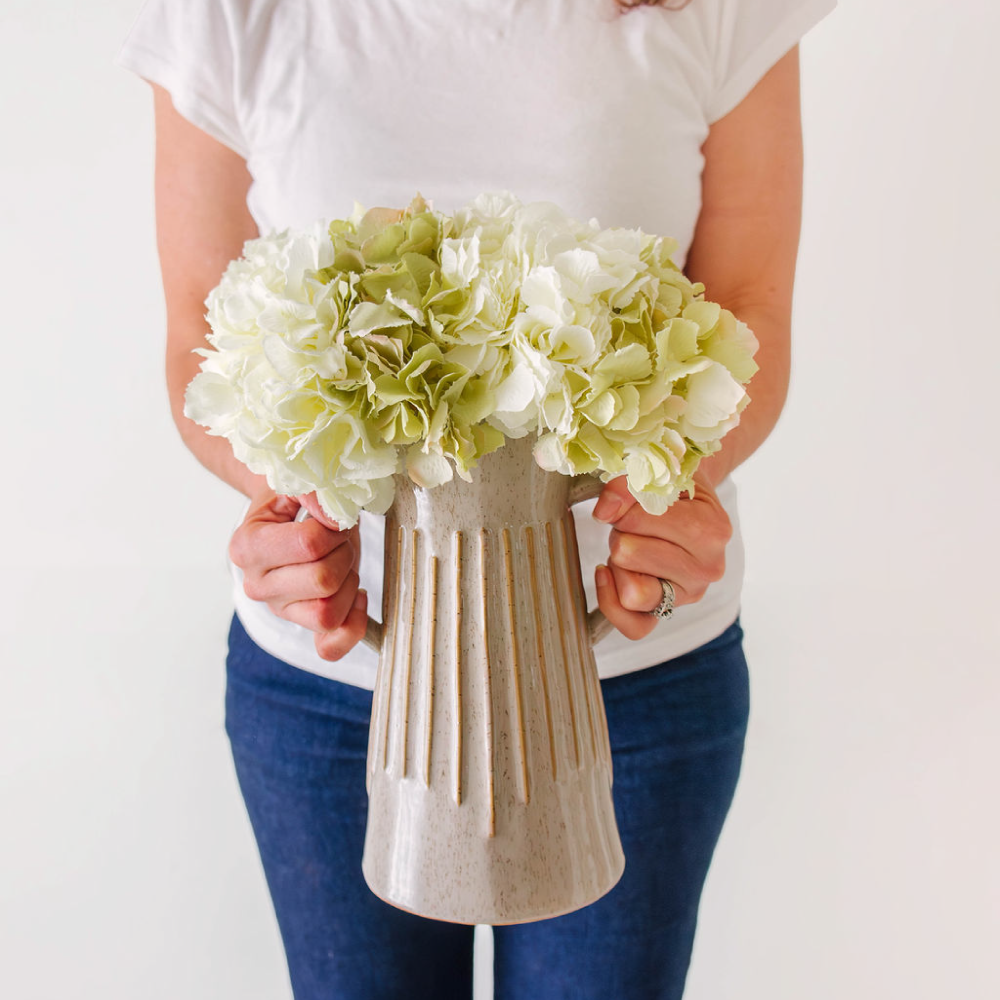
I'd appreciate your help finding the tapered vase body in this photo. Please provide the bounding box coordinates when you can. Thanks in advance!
[361,437,624,924]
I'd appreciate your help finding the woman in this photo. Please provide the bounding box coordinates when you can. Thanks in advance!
[117,0,835,996]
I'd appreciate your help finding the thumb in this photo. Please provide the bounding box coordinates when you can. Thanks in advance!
[245,489,302,525]
[296,491,345,531]
[592,475,639,524]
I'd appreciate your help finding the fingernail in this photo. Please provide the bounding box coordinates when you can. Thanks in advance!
[593,497,622,523]
[353,589,367,610]
[595,564,610,587]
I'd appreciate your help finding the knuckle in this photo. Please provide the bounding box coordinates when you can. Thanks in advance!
[242,575,265,602]
[700,506,731,544]
[719,514,733,544]
[316,598,348,632]
[607,528,622,557]
[608,529,634,566]
[621,580,649,611]
[711,515,732,546]
[228,531,249,568]
[296,523,328,562]
[312,559,343,598]
[700,550,726,582]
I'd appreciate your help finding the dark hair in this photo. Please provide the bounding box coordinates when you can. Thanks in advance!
[614,0,693,12]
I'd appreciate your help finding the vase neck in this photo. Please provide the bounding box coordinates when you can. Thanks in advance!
[390,437,571,533]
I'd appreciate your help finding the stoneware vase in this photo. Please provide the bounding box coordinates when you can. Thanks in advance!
[356,435,624,924]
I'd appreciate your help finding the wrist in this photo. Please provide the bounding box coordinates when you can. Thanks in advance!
[694,456,727,491]
[246,478,276,504]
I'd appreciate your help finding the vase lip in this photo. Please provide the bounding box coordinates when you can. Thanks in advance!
[398,433,559,489]
[387,434,579,531]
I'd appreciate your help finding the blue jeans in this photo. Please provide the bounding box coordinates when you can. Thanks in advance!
[225,612,749,1000]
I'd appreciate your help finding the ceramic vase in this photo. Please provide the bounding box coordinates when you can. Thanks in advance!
[357,436,624,924]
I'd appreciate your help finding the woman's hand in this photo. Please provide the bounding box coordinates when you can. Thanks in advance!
[228,488,369,661]
[592,472,732,640]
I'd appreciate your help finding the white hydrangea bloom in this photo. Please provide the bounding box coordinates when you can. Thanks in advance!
[185,191,759,526]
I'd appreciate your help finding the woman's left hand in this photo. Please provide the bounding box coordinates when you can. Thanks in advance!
[592,471,732,640]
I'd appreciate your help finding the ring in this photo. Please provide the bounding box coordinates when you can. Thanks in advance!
[650,578,676,620]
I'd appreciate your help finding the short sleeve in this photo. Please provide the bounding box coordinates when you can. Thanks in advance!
[706,0,837,124]
[114,0,247,158]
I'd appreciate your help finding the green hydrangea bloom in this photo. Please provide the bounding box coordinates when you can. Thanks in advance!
[185,192,758,527]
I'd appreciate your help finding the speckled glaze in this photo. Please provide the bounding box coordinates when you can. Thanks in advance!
[359,436,623,925]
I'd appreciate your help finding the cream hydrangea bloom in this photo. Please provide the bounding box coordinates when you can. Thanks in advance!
[185,192,758,527]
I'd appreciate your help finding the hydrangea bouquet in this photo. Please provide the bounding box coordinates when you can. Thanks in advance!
[185,192,758,528]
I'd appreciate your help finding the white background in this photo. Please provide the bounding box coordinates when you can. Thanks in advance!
[1,1,997,997]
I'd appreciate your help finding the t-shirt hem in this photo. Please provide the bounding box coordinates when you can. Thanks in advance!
[231,562,744,692]
[592,603,743,679]
[233,601,381,690]
[227,478,745,691]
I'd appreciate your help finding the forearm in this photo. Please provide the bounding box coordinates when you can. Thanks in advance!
[695,306,790,490]
[167,344,269,501]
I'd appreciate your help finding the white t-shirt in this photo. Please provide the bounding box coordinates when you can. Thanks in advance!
[117,0,836,690]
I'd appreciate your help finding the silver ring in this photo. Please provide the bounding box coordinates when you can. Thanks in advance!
[650,578,676,620]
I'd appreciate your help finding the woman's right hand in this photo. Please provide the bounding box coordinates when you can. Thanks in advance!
[228,488,369,661]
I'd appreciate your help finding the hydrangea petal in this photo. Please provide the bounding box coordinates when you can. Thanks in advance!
[406,446,454,488]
